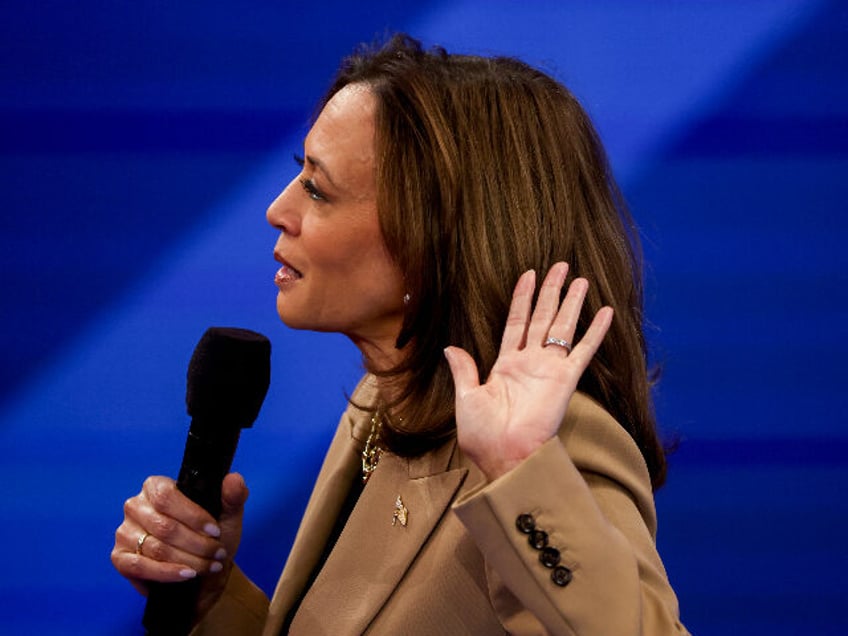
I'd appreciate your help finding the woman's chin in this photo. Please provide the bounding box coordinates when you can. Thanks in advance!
[275,301,327,332]
[275,297,305,329]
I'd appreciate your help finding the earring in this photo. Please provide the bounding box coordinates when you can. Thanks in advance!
[403,293,411,305]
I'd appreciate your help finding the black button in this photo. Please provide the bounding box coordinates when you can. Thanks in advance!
[515,514,535,534]
[539,547,561,568]
[551,565,573,587]
[528,529,548,550]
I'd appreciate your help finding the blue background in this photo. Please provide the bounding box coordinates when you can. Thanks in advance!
[1,1,846,634]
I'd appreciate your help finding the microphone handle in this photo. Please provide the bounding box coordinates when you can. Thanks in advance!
[142,422,242,636]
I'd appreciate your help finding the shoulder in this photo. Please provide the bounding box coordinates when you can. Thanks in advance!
[350,373,379,401]
[340,374,379,442]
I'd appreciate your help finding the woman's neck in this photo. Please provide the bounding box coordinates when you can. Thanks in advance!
[349,332,408,407]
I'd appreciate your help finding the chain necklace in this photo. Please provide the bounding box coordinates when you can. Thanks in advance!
[361,409,383,484]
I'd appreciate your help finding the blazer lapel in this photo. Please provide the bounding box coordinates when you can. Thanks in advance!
[263,412,365,635]
[288,439,468,635]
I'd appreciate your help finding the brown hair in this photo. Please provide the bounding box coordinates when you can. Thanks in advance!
[323,34,667,490]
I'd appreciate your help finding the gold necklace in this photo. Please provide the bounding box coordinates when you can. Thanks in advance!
[361,409,383,483]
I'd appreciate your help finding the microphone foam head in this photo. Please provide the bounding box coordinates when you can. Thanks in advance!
[186,327,271,428]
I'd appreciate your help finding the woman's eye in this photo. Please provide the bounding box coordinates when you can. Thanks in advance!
[300,178,325,201]
[293,154,326,202]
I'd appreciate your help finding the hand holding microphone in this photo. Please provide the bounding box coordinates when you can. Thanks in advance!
[111,327,270,635]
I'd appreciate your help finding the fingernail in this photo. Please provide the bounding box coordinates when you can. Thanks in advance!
[204,523,221,538]
[210,561,223,573]
[179,568,197,579]
[517,270,535,292]
[214,547,227,560]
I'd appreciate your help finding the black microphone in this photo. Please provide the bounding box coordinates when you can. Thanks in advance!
[142,327,271,636]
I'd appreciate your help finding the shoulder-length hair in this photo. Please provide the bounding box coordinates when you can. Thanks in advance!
[321,34,667,490]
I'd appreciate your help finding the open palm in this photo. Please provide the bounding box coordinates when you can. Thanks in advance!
[444,263,613,481]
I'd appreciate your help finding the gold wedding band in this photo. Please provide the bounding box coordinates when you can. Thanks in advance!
[136,532,150,556]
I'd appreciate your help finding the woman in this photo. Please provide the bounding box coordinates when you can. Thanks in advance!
[113,34,688,634]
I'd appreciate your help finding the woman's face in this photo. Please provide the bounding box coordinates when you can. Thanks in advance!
[266,83,406,350]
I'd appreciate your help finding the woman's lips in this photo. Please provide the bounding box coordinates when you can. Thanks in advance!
[274,262,302,287]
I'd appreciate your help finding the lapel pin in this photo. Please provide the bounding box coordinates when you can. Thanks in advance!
[392,494,408,527]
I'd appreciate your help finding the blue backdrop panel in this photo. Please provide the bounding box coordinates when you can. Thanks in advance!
[1,1,845,634]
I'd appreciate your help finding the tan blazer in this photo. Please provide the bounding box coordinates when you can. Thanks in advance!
[195,376,688,635]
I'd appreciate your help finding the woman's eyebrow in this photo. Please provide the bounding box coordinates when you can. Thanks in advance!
[304,154,338,190]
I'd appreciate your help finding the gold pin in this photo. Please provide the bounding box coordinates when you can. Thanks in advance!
[392,494,408,527]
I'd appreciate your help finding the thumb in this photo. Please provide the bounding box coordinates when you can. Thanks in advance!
[222,472,249,514]
[218,472,249,557]
[193,473,250,615]
[443,346,480,399]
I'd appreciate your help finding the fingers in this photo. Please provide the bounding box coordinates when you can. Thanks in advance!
[525,262,569,348]
[500,269,537,351]
[119,516,224,572]
[221,473,249,513]
[141,476,222,538]
[112,476,233,591]
[451,261,611,384]
[134,478,225,563]
[111,523,211,589]
[508,262,610,358]
[443,346,481,399]
[565,306,614,371]
[544,276,589,351]
[217,473,249,559]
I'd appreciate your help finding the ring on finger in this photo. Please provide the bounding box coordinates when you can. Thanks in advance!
[544,336,572,353]
[136,532,150,556]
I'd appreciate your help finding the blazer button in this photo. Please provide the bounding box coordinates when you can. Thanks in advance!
[539,546,561,568]
[515,513,536,534]
[528,529,548,550]
[551,565,573,587]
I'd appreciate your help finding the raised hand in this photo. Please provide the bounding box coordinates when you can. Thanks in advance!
[444,262,613,481]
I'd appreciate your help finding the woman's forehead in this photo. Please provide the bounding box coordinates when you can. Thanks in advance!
[306,84,377,192]
[311,84,375,143]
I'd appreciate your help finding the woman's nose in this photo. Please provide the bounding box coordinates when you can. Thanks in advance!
[266,179,301,235]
